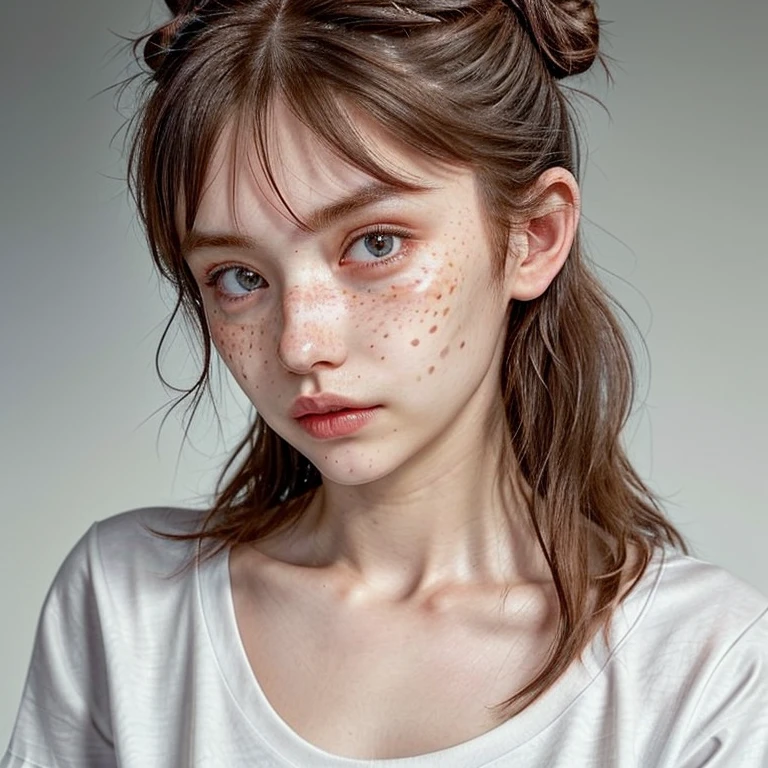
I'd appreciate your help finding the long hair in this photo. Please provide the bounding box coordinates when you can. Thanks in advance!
[126,0,687,718]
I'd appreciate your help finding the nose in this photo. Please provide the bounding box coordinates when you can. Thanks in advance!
[276,283,347,374]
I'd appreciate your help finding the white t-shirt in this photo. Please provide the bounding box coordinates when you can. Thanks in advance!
[2,506,767,767]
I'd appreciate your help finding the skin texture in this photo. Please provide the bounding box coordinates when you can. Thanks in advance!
[184,101,580,599]
[184,101,582,758]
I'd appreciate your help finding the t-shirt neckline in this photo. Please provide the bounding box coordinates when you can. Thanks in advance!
[197,541,666,767]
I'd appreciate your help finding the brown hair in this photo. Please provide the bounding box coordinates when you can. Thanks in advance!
[126,0,687,718]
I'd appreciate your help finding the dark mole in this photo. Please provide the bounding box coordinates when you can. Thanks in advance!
[429,326,438,334]
[243,373,248,380]
[428,366,435,374]
[411,339,420,346]
[380,356,386,361]
[437,293,443,300]
[384,333,390,339]
[460,341,466,349]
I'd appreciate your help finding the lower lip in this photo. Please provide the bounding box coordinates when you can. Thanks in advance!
[296,407,380,439]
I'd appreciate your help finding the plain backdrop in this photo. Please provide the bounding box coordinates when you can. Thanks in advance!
[1,0,766,746]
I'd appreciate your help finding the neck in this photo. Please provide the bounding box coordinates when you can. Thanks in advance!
[295,406,550,604]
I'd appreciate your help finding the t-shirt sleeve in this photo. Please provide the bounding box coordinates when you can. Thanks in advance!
[677,607,768,768]
[2,522,117,768]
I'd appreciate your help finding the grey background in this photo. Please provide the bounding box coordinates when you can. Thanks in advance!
[1,0,766,746]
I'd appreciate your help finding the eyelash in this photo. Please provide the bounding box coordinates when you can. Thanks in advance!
[203,264,264,303]
[342,224,413,270]
[202,224,414,302]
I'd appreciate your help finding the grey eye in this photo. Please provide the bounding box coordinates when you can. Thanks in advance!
[347,233,402,263]
[218,267,265,295]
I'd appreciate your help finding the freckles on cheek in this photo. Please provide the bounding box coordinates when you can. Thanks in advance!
[210,320,248,364]
[350,238,474,385]
[370,249,469,382]
[208,310,272,389]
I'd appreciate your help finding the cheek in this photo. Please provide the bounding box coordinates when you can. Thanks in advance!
[356,248,473,381]
[204,216,490,390]
[207,308,277,393]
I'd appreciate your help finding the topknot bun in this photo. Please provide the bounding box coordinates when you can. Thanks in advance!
[142,1,205,73]
[505,0,600,79]
[166,0,193,14]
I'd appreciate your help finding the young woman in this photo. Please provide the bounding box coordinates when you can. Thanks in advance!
[3,1,766,765]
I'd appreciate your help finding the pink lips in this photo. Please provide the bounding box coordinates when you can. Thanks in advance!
[290,395,380,439]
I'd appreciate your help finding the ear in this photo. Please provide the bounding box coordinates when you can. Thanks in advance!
[504,168,580,302]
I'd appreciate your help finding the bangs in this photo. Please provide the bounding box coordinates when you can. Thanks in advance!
[225,79,443,236]
[136,1,526,264]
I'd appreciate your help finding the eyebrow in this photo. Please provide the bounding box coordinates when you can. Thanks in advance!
[181,180,433,258]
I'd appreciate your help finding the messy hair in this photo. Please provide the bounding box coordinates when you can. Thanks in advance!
[126,0,687,718]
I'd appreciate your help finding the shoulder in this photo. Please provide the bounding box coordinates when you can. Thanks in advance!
[31,507,214,679]
[92,506,209,569]
[628,547,768,642]
[71,505,206,562]
[4,509,214,763]
[49,506,210,611]
[652,547,768,675]
[603,548,768,762]
[613,547,768,665]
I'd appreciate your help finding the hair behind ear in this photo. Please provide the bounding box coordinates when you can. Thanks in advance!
[496,236,686,713]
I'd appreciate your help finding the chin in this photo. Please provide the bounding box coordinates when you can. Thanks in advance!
[310,452,397,487]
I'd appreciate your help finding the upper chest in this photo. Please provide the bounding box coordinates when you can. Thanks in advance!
[228,548,558,760]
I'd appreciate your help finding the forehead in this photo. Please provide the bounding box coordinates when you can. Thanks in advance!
[191,99,459,236]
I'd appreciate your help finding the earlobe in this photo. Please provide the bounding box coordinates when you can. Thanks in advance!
[505,168,580,302]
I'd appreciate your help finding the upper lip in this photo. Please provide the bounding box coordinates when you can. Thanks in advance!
[290,395,376,419]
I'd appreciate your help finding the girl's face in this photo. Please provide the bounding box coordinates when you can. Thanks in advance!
[184,103,519,486]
